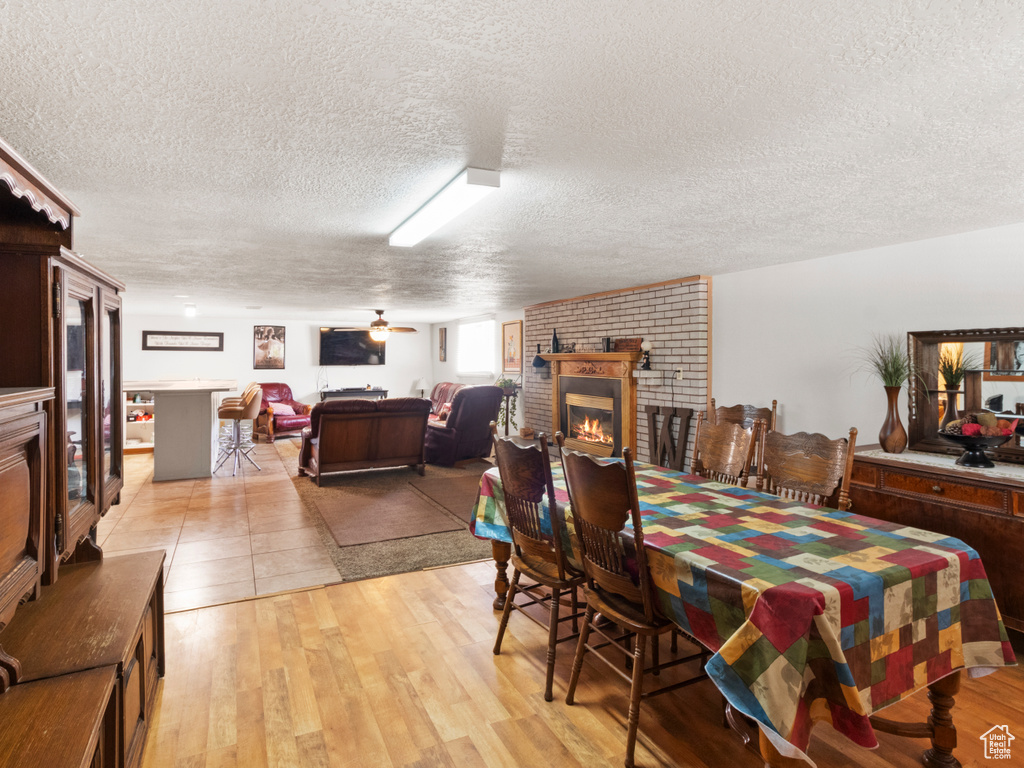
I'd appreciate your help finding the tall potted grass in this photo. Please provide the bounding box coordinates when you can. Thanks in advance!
[859,333,912,453]
[937,346,979,428]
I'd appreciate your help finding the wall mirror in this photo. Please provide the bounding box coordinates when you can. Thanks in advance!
[908,328,1024,463]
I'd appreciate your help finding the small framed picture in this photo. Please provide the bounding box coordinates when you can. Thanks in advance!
[439,327,447,362]
[501,320,523,374]
[254,325,285,369]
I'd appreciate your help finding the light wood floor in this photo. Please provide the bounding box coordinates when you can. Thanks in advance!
[99,440,341,612]
[141,564,1024,767]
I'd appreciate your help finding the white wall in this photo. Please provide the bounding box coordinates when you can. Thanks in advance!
[123,315,433,406]
[712,222,1024,444]
[430,308,526,429]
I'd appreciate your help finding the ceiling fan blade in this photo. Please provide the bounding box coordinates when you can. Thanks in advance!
[327,326,418,334]
[329,312,418,334]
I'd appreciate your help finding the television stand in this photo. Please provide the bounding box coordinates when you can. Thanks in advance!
[320,388,388,401]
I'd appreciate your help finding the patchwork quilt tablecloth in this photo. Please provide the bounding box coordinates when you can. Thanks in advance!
[471,462,1017,764]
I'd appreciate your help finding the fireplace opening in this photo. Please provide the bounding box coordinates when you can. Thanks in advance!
[563,393,616,457]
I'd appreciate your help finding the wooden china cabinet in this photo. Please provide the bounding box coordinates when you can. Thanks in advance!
[0,142,124,583]
[0,137,163,768]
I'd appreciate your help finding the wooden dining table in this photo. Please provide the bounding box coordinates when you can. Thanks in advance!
[470,460,1016,767]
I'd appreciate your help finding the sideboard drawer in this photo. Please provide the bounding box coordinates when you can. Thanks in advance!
[880,470,1009,513]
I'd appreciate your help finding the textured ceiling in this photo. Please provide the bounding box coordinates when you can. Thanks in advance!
[2,1,1023,322]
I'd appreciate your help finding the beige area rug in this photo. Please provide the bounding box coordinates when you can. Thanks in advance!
[274,441,493,582]
[407,474,487,523]
[316,487,462,546]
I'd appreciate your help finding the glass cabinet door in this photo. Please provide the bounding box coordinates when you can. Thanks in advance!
[100,289,123,512]
[57,266,99,570]
[65,295,91,514]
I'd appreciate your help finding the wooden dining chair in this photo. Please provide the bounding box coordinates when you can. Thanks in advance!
[689,412,763,486]
[490,424,584,702]
[710,398,778,431]
[557,436,707,768]
[645,405,693,471]
[757,427,858,510]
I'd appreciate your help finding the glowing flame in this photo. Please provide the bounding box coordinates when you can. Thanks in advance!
[573,414,613,445]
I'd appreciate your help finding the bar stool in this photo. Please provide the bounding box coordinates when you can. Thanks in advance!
[219,382,259,447]
[215,385,262,476]
[220,381,259,408]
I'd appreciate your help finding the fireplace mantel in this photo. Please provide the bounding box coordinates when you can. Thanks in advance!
[541,350,641,457]
[539,352,642,363]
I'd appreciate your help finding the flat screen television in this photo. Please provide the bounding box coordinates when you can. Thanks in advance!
[319,329,386,366]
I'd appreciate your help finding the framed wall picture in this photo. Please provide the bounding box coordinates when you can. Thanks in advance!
[501,320,522,373]
[142,330,224,351]
[254,325,285,369]
[984,341,1024,381]
[439,327,447,362]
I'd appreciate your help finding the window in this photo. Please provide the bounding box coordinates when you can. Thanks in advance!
[457,318,496,376]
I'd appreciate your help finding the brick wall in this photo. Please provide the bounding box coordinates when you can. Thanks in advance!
[523,276,710,463]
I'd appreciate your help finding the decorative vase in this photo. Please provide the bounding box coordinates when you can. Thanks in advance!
[939,390,960,429]
[879,385,907,454]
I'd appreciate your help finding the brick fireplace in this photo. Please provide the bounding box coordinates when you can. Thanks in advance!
[524,275,710,463]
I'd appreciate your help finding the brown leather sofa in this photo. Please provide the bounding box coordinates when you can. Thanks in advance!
[298,397,431,484]
[424,385,503,466]
[254,382,312,442]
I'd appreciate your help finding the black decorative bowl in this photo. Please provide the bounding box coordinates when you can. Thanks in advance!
[937,431,1014,468]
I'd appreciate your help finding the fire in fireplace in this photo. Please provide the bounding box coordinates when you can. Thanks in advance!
[563,393,615,456]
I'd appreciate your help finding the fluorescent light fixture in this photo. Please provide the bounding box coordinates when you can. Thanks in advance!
[389,168,500,247]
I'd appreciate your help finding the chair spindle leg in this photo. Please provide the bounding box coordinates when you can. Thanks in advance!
[493,570,521,655]
[624,635,647,768]
[565,604,595,706]
[545,586,561,702]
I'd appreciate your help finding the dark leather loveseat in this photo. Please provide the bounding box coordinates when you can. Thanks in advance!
[424,385,503,466]
[298,397,431,484]
[254,382,312,442]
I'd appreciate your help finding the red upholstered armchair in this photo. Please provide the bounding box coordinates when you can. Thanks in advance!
[254,383,312,442]
[424,385,503,466]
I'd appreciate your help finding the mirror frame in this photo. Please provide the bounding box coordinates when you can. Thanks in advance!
[908,327,1024,463]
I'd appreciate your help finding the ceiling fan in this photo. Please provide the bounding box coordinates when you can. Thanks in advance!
[336,310,418,341]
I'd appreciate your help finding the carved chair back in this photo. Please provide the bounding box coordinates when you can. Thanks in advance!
[491,425,570,581]
[556,438,658,624]
[690,412,762,486]
[710,398,778,431]
[758,427,858,510]
[645,405,694,472]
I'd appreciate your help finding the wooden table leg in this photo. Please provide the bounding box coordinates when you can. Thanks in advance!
[922,671,961,768]
[491,540,511,610]
[758,730,805,768]
[756,668,963,768]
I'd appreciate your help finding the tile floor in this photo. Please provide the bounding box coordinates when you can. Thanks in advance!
[97,439,341,612]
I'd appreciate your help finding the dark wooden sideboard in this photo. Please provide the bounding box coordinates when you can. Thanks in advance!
[0,666,118,768]
[0,552,165,768]
[850,449,1024,634]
